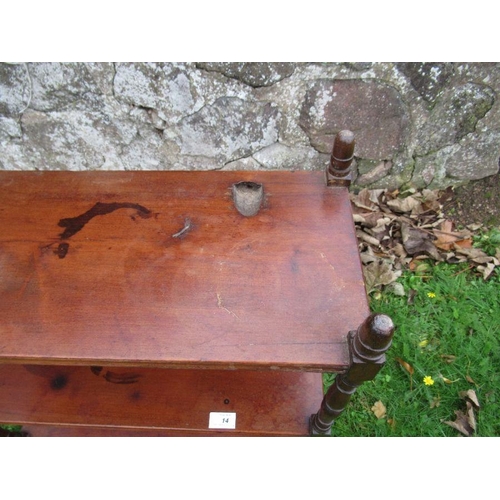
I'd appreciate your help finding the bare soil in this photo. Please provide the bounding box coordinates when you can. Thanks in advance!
[442,172,500,229]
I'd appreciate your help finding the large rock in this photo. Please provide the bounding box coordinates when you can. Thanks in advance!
[299,79,409,160]
[18,105,135,170]
[252,143,326,170]
[114,62,204,125]
[26,63,115,111]
[196,62,295,88]
[397,62,455,104]
[0,64,30,116]
[416,83,495,156]
[162,96,280,169]
[414,130,500,187]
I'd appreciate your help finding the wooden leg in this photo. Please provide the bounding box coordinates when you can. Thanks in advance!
[309,313,394,436]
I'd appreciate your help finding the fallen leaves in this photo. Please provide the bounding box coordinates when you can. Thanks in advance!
[439,354,457,364]
[439,375,457,384]
[444,390,481,436]
[433,220,472,251]
[363,259,402,295]
[350,188,499,292]
[460,389,481,409]
[351,188,493,437]
[371,400,387,419]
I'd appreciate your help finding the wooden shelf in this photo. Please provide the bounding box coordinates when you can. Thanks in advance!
[0,168,374,436]
[0,364,322,436]
[0,171,369,372]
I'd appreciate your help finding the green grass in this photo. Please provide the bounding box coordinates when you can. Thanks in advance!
[0,424,23,437]
[325,263,500,437]
[473,227,500,256]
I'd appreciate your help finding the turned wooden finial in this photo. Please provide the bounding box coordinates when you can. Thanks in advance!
[327,130,355,186]
[352,313,394,361]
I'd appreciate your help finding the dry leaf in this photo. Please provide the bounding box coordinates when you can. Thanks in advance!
[454,246,495,263]
[454,239,473,249]
[395,357,414,375]
[407,289,418,305]
[360,250,378,265]
[444,409,475,436]
[440,354,457,364]
[465,401,477,432]
[477,263,497,280]
[350,189,381,211]
[386,282,405,296]
[444,391,480,436]
[401,223,441,260]
[371,400,387,419]
[433,220,472,251]
[356,229,382,248]
[459,389,480,409]
[433,220,457,251]
[351,187,497,284]
[386,196,422,214]
[430,396,441,408]
[410,260,432,275]
[354,211,392,229]
[391,242,407,258]
[466,375,476,385]
[387,418,396,428]
[440,376,455,384]
[363,259,401,294]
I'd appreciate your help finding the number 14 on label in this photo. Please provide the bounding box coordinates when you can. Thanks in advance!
[208,412,237,429]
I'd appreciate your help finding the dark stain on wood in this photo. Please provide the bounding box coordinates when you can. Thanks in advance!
[58,202,153,240]
[90,366,140,384]
[290,248,301,274]
[104,371,141,384]
[90,366,103,376]
[130,391,141,401]
[54,242,69,259]
[51,375,68,390]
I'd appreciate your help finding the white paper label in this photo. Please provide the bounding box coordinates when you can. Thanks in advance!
[209,412,236,429]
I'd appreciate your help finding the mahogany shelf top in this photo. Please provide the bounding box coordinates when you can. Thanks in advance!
[0,170,369,371]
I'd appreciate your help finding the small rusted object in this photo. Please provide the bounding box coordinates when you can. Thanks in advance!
[309,313,395,436]
[326,130,355,186]
[232,181,264,216]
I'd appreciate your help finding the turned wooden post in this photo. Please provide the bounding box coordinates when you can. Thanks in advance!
[326,130,355,186]
[309,313,395,436]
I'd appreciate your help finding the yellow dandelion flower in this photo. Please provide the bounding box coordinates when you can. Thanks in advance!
[423,376,434,386]
[427,292,436,298]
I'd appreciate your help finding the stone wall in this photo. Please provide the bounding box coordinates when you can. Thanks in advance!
[1,62,499,189]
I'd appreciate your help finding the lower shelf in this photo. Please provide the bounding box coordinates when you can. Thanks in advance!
[0,364,323,436]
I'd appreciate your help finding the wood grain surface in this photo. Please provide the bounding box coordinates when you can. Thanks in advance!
[0,364,322,436]
[0,171,369,371]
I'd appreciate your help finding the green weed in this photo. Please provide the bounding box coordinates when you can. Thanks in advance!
[473,227,500,256]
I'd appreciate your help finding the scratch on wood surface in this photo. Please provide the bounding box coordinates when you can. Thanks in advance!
[15,252,37,300]
[320,252,335,271]
[216,292,239,319]
[172,217,191,238]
